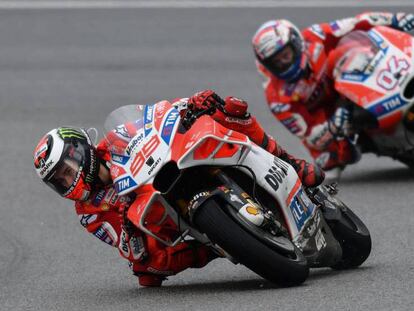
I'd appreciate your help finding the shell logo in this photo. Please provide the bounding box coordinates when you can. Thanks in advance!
[246,206,259,216]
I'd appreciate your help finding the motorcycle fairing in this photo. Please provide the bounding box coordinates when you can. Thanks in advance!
[109,102,317,244]
[334,27,414,132]
[112,102,180,195]
[126,184,210,246]
[239,144,317,240]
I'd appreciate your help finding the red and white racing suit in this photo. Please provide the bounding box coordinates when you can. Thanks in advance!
[257,12,400,170]
[74,94,322,287]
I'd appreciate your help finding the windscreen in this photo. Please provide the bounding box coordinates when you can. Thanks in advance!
[103,104,148,153]
[332,30,381,75]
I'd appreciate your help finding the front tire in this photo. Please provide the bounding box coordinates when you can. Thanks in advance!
[193,199,309,286]
[329,205,372,270]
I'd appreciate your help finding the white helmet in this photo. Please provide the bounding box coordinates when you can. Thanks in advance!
[252,20,308,82]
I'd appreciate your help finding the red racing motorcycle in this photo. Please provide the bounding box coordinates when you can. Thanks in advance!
[331,26,414,167]
[103,102,371,286]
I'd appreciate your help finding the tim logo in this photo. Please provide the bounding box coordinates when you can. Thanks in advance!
[116,176,137,193]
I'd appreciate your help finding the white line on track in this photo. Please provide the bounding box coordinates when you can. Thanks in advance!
[0,1,412,9]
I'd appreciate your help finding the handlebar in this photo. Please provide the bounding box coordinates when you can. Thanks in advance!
[181,105,220,130]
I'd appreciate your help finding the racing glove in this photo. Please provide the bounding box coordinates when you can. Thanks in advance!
[392,13,414,32]
[328,107,353,138]
[187,89,225,114]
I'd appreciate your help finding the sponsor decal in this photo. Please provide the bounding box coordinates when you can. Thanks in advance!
[126,132,144,155]
[147,267,174,276]
[110,164,125,179]
[130,135,161,176]
[264,157,290,192]
[161,109,179,145]
[305,210,320,237]
[306,123,333,149]
[105,188,118,205]
[368,94,407,118]
[246,205,260,216]
[368,30,387,50]
[330,18,356,37]
[172,98,189,112]
[365,50,386,73]
[147,157,161,176]
[62,168,82,197]
[115,176,137,193]
[92,189,106,207]
[34,135,51,169]
[340,73,369,82]
[290,197,307,230]
[115,125,130,139]
[289,189,315,230]
[93,222,117,246]
[84,152,97,184]
[310,24,326,40]
[229,193,244,205]
[315,229,327,250]
[281,113,307,137]
[188,191,210,211]
[57,127,85,140]
[39,160,54,176]
[144,105,155,136]
[119,229,130,257]
[79,214,97,227]
[223,116,252,125]
[58,127,77,142]
[111,153,130,165]
[241,192,250,199]
[130,236,145,260]
[146,156,154,167]
[270,102,291,114]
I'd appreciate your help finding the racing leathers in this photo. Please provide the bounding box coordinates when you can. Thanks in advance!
[255,12,414,171]
[75,90,324,287]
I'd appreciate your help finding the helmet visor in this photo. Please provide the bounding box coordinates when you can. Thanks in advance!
[44,144,86,197]
[267,44,299,76]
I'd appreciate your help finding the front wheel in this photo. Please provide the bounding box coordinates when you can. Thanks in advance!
[193,199,309,286]
[328,205,372,270]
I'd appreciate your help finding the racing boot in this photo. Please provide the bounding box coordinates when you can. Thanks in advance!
[274,146,325,187]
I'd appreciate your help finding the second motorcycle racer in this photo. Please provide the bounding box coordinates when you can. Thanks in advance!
[252,12,414,180]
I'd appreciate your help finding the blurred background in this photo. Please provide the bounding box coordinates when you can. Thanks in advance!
[1,1,414,310]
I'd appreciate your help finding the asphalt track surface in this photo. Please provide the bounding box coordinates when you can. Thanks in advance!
[1,3,414,311]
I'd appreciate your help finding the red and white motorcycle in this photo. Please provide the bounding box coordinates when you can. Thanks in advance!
[332,26,414,167]
[103,102,371,286]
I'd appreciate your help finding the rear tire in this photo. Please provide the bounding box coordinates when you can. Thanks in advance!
[193,199,309,286]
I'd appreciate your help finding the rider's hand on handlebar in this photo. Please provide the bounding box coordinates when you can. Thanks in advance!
[328,107,353,138]
[392,13,414,32]
[187,89,225,114]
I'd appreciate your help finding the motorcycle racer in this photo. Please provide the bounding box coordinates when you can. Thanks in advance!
[33,90,324,287]
[252,12,414,179]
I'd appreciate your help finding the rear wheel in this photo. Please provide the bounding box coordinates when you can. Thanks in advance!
[193,199,309,286]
